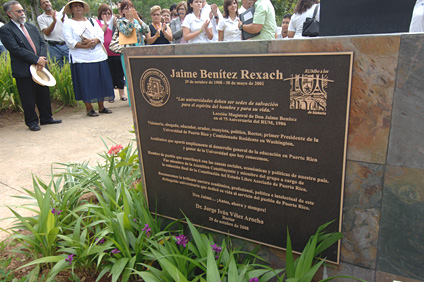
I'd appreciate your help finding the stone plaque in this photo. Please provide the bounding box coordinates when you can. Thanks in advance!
[128,53,353,263]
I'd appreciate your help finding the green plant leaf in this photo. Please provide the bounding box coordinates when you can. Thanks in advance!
[185,215,208,258]
[111,257,130,282]
[152,249,189,282]
[16,255,65,270]
[206,245,220,282]
[228,257,238,281]
[285,227,295,278]
[299,259,325,282]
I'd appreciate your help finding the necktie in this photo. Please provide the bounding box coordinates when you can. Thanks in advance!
[20,23,37,54]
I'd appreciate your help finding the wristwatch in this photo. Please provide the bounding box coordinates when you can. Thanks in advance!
[214,15,218,19]
[239,23,243,30]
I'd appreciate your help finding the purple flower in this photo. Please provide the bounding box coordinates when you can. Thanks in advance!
[65,254,74,265]
[51,208,62,216]
[96,238,105,245]
[211,244,222,253]
[176,234,188,247]
[133,219,137,222]
[142,224,151,237]
[249,278,259,282]
[111,248,120,255]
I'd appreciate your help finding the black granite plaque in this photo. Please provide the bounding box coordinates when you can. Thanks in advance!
[128,53,353,263]
[320,0,416,36]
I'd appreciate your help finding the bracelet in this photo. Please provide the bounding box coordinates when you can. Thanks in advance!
[199,28,202,33]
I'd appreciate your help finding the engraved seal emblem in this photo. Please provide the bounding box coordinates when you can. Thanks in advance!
[140,68,170,107]
[284,70,333,115]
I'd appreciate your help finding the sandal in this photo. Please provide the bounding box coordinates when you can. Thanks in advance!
[109,99,115,103]
[87,110,99,117]
[99,107,113,114]
[120,97,128,101]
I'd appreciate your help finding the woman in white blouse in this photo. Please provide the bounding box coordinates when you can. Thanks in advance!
[218,0,242,41]
[62,0,114,116]
[287,0,320,38]
[182,0,213,43]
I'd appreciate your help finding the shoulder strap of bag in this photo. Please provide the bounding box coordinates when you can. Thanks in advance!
[88,18,94,26]
[312,4,319,20]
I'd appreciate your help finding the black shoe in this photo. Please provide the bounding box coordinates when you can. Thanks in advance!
[29,125,41,131]
[40,119,62,125]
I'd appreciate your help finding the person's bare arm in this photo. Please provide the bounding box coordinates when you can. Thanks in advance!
[218,30,224,41]
[42,11,57,36]
[242,23,262,34]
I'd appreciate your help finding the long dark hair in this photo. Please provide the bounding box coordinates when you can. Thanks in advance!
[223,0,238,18]
[186,0,194,14]
[294,0,319,14]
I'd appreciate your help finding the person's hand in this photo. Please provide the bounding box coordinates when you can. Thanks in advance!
[88,39,98,48]
[160,19,167,32]
[80,37,91,48]
[202,19,210,31]
[113,16,117,27]
[52,10,57,23]
[132,8,143,24]
[211,4,218,15]
[36,56,47,69]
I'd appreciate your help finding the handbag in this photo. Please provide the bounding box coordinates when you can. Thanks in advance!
[118,28,137,45]
[109,29,124,54]
[302,4,319,37]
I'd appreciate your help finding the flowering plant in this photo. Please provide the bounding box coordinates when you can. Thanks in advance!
[108,144,124,156]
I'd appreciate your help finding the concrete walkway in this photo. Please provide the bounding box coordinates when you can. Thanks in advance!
[0,97,135,241]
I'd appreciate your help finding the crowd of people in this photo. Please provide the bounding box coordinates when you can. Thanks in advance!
[0,0,311,130]
[1,0,424,131]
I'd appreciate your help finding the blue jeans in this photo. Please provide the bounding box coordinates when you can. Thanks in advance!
[0,44,5,55]
[47,43,69,68]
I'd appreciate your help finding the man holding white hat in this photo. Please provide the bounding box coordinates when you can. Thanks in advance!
[0,0,61,131]
[37,0,69,67]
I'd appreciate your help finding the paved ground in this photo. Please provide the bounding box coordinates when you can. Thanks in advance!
[0,95,134,241]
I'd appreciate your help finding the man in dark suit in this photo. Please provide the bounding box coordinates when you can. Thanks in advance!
[0,0,61,131]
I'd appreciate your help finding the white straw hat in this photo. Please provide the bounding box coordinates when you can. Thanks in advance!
[30,65,56,87]
[64,0,90,15]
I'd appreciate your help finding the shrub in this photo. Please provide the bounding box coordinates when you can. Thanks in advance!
[0,53,76,113]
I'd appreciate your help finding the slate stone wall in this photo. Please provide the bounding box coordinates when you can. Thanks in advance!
[124,33,424,282]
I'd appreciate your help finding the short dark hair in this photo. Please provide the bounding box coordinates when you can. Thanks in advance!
[283,13,292,19]
[120,0,133,17]
[3,0,20,15]
[97,3,112,20]
[170,3,177,11]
